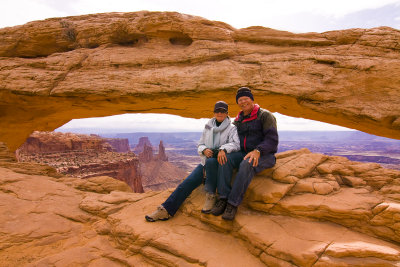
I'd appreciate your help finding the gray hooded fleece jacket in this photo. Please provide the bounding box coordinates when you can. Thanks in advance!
[197,117,240,165]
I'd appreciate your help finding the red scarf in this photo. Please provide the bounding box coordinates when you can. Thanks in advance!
[235,104,260,122]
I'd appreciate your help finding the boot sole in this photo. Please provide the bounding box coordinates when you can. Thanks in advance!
[222,215,235,221]
[211,210,225,216]
[145,215,169,222]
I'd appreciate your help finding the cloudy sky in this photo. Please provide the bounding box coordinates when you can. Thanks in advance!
[2,0,399,133]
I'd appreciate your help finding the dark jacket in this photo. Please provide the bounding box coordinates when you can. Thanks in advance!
[233,105,279,157]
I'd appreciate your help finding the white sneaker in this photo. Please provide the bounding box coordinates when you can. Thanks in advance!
[145,205,170,222]
[201,193,216,214]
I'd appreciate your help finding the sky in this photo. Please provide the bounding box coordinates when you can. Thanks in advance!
[56,113,352,133]
[2,0,400,133]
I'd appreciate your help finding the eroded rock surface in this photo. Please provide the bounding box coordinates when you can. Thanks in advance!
[0,11,400,151]
[1,147,400,266]
[17,131,144,192]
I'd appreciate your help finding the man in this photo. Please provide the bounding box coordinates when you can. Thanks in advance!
[211,87,279,220]
[145,101,240,222]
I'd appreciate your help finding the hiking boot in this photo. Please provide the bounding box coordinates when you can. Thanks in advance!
[145,205,170,222]
[222,203,237,221]
[201,193,216,214]
[211,198,227,216]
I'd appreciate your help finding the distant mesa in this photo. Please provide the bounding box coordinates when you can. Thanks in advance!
[139,143,153,162]
[134,137,168,163]
[103,137,131,152]
[133,137,153,154]
[16,131,144,193]
[16,131,186,193]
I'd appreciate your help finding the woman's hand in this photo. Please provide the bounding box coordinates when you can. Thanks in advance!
[203,148,213,158]
[217,150,227,165]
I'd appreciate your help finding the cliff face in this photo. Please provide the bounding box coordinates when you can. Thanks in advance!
[157,140,168,161]
[138,143,153,163]
[103,138,131,152]
[2,146,400,266]
[17,131,144,193]
[0,12,399,151]
[133,137,153,154]
[17,131,113,154]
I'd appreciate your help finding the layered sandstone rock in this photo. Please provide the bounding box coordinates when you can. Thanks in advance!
[17,131,144,193]
[1,11,400,266]
[16,131,113,154]
[103,137,131,152]
[133,137,153,154]
[2,147,400,266]
[157,140,168,161]
[137,139,169,163]
[139,143,153,163]
[0,12,399,151]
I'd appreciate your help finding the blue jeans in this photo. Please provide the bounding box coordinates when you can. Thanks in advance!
[217,151,276,207]
[162,164,204,216]
[204,157,219,194]
[162,158,220,216]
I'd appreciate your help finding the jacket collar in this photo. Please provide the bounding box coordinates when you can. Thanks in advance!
[235,104,260,122]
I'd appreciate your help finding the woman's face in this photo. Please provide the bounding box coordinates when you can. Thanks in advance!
[214,109,228,122]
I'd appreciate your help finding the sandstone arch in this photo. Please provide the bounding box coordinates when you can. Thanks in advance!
[0,11,399,151]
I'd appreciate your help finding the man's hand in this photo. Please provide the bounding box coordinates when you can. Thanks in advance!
[203,148,213,158]
[244,149,260,167]
[217,149,227,165]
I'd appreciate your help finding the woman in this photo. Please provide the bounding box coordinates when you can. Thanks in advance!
[145,101,240,221]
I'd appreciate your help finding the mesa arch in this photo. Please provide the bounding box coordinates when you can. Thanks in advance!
[0,11,399,151]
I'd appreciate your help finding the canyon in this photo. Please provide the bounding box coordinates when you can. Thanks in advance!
[17,132,187,193]
[17,131,144,193]
[1,11,400,266]
[132,136,187,191]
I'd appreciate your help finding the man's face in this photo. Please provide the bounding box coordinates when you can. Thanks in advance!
[237,96,254,114]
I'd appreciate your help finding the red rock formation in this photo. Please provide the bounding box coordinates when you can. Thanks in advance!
[17,131,144,192]
[138,143,153,163]
[1,12,400,153]
[61,156,143,193]
[103,138,130,152]
[133,137,153,154]
[16,131,113,154]
[2,145,400,266]
[133,138,185,190]
[156,140,168,161]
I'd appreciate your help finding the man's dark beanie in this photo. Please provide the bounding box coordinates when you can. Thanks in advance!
[236,87,254,103]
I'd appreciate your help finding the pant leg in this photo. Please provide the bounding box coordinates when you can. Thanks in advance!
[255,153,276,173]
[227,153,276,207]
[217,151,245,199]
[162,164,204,216]
[204,157,219,194]
[227,158,256,207]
